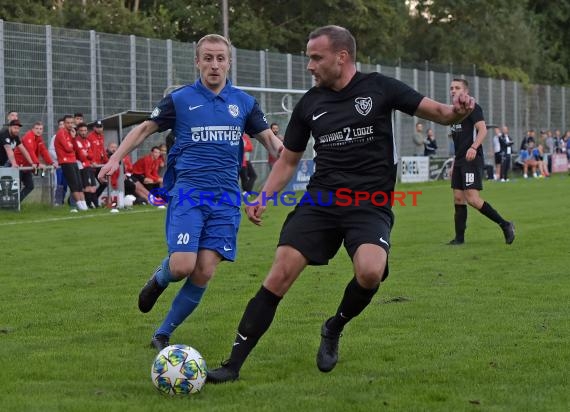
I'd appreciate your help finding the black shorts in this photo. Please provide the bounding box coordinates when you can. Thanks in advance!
[61,163,83,192]
[131,174,145,184]
[451,158,484,191]
[494,152,502,165]
[80,167,97,187]
[278,204,393,280]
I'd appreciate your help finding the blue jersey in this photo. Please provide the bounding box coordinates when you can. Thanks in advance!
[150,79,268,202]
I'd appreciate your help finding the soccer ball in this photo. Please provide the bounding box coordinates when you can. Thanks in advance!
[151,344,207,395]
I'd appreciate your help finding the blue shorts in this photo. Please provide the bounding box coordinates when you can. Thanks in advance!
[165,196,241,261]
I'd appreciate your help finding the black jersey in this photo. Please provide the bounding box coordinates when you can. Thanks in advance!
[450,103,485,165]
[0,128,21,166]
[284,72,423,196]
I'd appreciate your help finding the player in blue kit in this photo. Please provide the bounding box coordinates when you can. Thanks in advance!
[98,34,282,351]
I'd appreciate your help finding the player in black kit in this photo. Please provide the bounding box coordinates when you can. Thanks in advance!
[207,25,477,383]
[448,79,515,245]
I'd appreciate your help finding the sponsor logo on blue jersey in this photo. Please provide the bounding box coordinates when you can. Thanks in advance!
[190,125,242,145]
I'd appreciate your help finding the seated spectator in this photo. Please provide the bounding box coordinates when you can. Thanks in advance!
[132,146,163,191]
[520,141,538,179]
[534,144,549,178]
[14,121,55,201]
[107,142,152,205]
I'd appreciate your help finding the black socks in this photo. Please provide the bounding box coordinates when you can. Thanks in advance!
[226,286,282,372]
[327,277,379,334]
[478,201,507,226]
[454,204,467,242]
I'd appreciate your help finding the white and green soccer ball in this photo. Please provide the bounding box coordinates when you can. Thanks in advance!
[151,344,207,395]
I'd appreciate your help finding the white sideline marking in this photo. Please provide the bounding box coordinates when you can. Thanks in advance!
[0,208,158,226]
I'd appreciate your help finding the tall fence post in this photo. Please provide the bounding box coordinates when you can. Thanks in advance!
[147,38,152,108]
[0,20,4,120]
[90,30,97,121]
[500,79,506,127]
[513,82,519,143]
[546,85,551,130]
[231,45,237,85]
[166,39,173,90]
[561,87,566,132]
[286,53,292,89]
[487,77,493,126]
[130,35,136,110]
[395,66,402,159]
[259,50,266,110]
[45,25,54,138]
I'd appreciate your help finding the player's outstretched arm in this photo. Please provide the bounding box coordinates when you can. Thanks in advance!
[98,120,158,182]
[415,94,475,125]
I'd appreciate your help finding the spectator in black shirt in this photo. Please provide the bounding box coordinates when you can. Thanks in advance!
[424,128,437,156]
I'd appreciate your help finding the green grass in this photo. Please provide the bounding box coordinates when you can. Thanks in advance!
[1,175,569,411]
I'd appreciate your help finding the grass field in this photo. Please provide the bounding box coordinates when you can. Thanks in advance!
[1,174,569,412]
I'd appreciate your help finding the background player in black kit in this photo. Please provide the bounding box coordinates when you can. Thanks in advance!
[207,25,477,383]
[448,79,515,245]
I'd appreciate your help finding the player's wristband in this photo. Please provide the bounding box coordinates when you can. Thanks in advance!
[470,146,477,150]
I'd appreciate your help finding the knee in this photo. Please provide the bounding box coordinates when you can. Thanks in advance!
[190,266,215,286]
[168,257,196,280]
[466,198,478,208]
[267,257,298,285]
[263,248,306,296]
[453,194,464,204]
[355,266,384,289]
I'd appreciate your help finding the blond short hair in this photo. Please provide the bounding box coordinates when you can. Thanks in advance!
[196,34,232,59]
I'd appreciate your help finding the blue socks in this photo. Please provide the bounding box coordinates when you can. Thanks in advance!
[155,278,207,338]
[155,257,177,287]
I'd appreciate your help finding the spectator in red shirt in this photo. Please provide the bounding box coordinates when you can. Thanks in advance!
[88,120,108,205]
[14,121,54,201]
[75,123,98,207]
[132,146,163,190]
[54,115,88,211]
[267,123,284,170]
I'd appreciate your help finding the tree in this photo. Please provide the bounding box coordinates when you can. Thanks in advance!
[404,0,541,81]
[527,0,570,84]
[0,0,52,24]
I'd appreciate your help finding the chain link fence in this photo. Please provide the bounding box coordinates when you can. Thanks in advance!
[1,20,568,200]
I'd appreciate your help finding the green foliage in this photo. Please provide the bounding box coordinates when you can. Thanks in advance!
[479,63,531,86]
[1,175,570,410]
[49,0,156,37]
[405,0,540,82]
[0,0,567,84]
[0,0,52,24]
